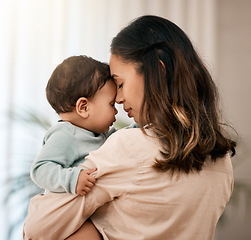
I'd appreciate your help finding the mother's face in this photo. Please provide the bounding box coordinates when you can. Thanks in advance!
[109,54,144,123]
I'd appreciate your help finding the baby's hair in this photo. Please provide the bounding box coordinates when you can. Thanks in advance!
[46,55,111,114]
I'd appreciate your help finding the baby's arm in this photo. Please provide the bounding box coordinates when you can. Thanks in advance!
[31,125,85,193]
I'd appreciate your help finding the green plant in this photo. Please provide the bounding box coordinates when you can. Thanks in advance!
[2,109,51,239]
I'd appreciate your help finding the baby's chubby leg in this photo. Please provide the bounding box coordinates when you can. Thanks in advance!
[66,219,103,240]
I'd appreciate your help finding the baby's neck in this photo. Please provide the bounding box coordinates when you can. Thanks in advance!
[59,111,86,130]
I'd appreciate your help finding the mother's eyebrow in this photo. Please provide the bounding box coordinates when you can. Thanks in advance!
[111,74,119,82]
[111,74,118,78]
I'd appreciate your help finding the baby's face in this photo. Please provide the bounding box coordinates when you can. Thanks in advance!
[87,80,118,133]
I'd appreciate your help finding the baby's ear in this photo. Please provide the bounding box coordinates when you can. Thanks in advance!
[76,97,89,118]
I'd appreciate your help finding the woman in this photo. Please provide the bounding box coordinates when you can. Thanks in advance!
[24,15,236,240]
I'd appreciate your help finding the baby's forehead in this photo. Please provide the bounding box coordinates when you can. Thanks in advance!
[101,79,117,92]
[109,77,117,85]
[107,78,117,87]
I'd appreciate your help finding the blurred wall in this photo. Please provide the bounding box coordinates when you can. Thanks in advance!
[214,0,251,239]
[217,0,251,181]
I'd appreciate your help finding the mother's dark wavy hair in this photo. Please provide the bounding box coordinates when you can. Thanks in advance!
[111,15,236,173]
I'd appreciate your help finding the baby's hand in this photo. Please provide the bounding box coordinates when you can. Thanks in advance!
[76,169,97,196]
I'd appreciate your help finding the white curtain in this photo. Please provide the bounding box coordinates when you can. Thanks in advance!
[0,0,216,239]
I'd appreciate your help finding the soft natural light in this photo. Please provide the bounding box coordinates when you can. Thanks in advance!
[0,0,217,239]
[1,1,250,240]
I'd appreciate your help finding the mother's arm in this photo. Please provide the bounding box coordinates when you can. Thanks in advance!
[23,129,137,240]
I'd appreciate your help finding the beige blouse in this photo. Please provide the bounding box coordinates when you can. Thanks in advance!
[23,128,233,240]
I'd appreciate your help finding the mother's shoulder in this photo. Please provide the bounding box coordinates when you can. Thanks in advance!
[113,127,142,137]
[108,127,158,147]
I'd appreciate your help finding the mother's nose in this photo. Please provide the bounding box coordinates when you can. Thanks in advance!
[115,91,124,104]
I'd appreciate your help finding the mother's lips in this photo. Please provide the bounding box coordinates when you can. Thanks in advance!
[124,108,132,118]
